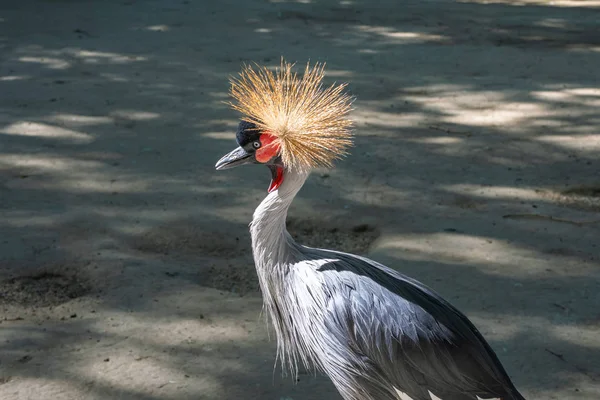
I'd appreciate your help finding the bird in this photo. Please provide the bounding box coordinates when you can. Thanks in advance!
[215,59,526,400]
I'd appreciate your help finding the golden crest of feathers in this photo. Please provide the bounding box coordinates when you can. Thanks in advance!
[229,59,354,171]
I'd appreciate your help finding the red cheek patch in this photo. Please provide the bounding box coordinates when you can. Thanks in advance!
[255,133,280,163]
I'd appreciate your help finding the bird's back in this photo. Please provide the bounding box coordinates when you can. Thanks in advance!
[281,245,525,400]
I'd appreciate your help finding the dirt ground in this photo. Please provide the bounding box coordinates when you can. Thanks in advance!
[1,0,599,399]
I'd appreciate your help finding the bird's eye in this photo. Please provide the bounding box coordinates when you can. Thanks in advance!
[253,141,261,149]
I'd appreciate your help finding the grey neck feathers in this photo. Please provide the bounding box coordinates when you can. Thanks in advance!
[249,168,309,264]
[249,168,310,373]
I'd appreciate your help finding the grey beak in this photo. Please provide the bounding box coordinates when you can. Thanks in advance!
[215,146,254,170]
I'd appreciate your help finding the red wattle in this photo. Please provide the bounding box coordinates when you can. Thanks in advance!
[268,166,284,193]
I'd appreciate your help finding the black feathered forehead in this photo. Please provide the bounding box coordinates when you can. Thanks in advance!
[235,121,261,148]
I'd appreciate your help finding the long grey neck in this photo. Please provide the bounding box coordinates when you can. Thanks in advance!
[249,168,309,271]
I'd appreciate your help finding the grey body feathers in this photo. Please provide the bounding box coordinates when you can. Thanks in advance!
[250,170,525,400]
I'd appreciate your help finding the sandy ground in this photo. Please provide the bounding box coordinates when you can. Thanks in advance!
[1,0,599,399]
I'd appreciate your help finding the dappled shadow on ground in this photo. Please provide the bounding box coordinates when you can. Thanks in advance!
[1,0,599,399]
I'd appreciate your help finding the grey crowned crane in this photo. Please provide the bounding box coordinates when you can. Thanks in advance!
[215,60,526,400]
